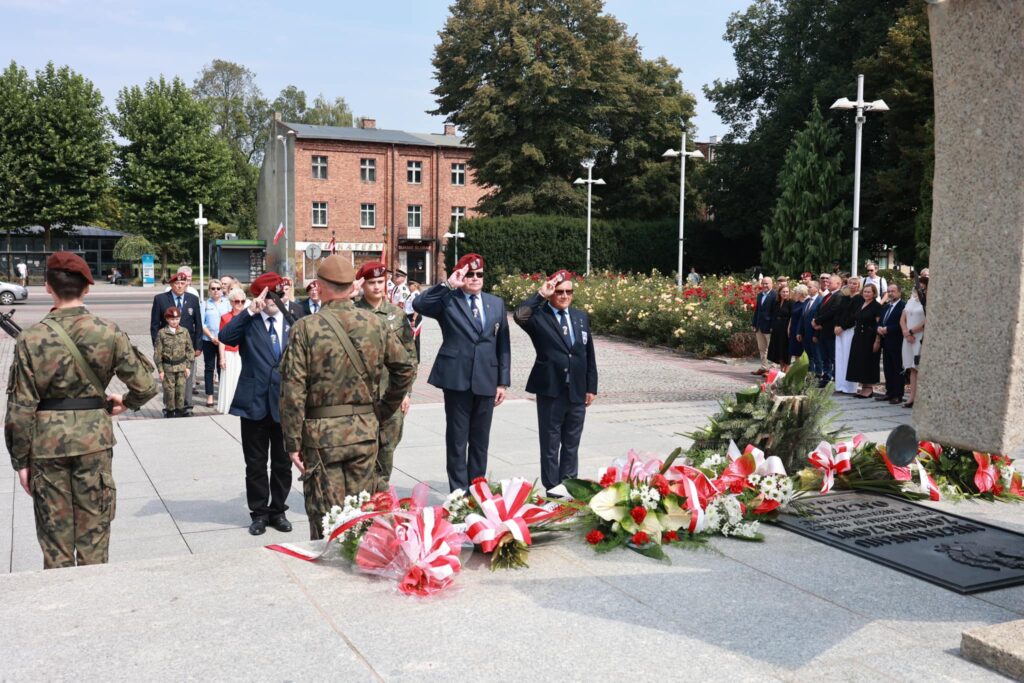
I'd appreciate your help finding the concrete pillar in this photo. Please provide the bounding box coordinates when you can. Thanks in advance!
[915,0,1024,452]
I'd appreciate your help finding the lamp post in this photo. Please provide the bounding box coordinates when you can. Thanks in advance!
[573,161,605,276]
[662,132,704,291]
[444,213,466,266]
[830,74,889,278]
[276,131,295,277]
[194,204,208,296]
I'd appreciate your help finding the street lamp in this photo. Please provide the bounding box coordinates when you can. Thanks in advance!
[573,161,605,276]
[276,131,296,277]
[443,212,466,265]
[195,203,207,296]
[830,73,888,278]
[662,132,704,291]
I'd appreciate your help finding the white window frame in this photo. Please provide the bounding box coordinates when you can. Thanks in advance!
[360,203,376,229]
[408,204,422,228]
[451,206,466,225]
[312,155,328,179]
[451,162,466,186]
[312,201,328,227]
[360,158,376,182]
[407,160,422,184]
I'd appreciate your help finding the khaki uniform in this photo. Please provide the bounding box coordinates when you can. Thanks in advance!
[279,299,416,539]
[5,306,158,568]
[154,326,192,412]
[355,298,417,488]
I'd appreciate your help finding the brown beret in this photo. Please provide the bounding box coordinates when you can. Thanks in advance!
[249,272,284,298]
[169,272,188,283]
[318,254,356,287]
[356,261,387,280]
[163,306,180,319]
[455,253,484,271]
[46,251,94,284]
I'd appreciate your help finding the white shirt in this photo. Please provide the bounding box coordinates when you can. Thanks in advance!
[404,291,420,315]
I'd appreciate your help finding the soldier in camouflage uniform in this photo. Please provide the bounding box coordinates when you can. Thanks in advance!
[153,307,193,417]
[353,261,417,489]
[4,252,158,569]
[280,255,417,539]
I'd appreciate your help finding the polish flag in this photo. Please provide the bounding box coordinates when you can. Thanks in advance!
[326,237,336,254]
[273,222,285,245]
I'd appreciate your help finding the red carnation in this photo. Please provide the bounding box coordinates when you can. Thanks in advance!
[369,492,394,512]
[599,471,617,488]
[585,529,605,545]
[630,506,647,524]
[651,474,670,497]
[471,476,487,485]
[631,531,650,546]
[664,530,679,543]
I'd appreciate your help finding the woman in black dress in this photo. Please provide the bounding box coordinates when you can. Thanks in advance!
[766,284,793,370]
[846,282,883,398]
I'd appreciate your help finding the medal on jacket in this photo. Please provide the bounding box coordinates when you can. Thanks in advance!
[187,307,193,316]
[562,323,569,336]
[582,330,588,345]
[493,322,499,336]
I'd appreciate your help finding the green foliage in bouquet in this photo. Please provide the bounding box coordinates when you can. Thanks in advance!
[686,354,842,473]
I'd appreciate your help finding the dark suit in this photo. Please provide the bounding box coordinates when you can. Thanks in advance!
[286,300,308,320]
[514,294,598,491]
[801,294,823,376]
[413,283,511,491]
[219,309,292,521]
[812,290,842,381]
[879,299,906,398]
[150,291,201,409]
[751,289,776,370]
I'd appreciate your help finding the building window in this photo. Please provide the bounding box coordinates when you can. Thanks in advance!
[407,160,422,184]
[312,155,328,179]
[451,163,466,186]
[360,158,376,182]
[408,205,422,228]
[451,206,466,226]
[312,202,328,227]
[360,203,376,229]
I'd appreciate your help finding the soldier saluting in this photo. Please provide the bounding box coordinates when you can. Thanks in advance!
[279,255,416,539]
[5,252,157,569]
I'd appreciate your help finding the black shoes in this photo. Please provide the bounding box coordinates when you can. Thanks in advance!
[268,514,292,533]
[248,518,267,536]
[874,395,891,401]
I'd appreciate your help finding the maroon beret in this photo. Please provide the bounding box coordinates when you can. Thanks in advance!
[549,269,573,284]
[305,281,319,292]
[46,252,94,284]
[169,272,188,283]
[163,306,180,319]
[249,272,284,298]
[356,261,387,280]
[455,253,484,271]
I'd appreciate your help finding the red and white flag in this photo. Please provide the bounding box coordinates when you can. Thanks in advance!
[326,237,336,254]
[273,222,285,245]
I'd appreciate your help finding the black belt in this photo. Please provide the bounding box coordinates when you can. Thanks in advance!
[37,397,106,411]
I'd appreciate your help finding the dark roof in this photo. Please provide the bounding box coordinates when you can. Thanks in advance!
[282,122,468,149]
[22,225,128,238]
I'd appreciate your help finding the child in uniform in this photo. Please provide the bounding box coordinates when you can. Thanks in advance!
[155,307,193,417]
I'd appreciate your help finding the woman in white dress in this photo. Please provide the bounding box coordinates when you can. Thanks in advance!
[833,276,861,394]
[217,287,246,414]
[900,277,927,408]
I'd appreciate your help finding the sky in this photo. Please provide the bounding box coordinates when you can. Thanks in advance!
[1,0,752,141]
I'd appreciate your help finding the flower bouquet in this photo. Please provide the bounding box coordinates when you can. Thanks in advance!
[795,436,941,501]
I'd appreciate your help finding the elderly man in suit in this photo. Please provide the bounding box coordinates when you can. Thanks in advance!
[514,270,598,496]
[413,253,511,492]
[750,276,776,375]
[799,280,823,378]
[811,273,844,388]
[150,272,202,416]
[875,282,906,404]
[219,272,294,536]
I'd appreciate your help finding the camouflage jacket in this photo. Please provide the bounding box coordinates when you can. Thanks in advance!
[154,326,194,373]
[5,306,158,470]
[354,298,418,398]
[279,299,417,453]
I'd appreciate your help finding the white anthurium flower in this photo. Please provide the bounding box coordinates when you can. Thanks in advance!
[590,482,630,522]
[657,496,691,535]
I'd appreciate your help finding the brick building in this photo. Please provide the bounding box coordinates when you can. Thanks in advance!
[257,116,487,286]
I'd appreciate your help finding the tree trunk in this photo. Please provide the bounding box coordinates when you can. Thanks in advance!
[161,246,169,282]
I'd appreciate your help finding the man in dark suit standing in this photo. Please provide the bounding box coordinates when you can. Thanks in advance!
[219,272,294,536]
[514,270,597,496]
[413,253,511,492]
[799,279,823,378]
[299,281,322,317]
[150,272,202,416]
[811,274,843,388]
[876,283,906,403]
[750,276,776,375]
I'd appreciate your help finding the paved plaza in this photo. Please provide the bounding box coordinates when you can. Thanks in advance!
[0,284,1018,680]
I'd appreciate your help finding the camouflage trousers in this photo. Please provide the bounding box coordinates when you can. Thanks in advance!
[375,410,405,491]
[30,449,116,569]
[300,440,378,540]
[162,370,187,411]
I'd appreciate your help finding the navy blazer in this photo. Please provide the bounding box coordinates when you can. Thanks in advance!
[751,289,776,333]
[879,299,906,352]
[801,294,822,341]
[219,310,290,422]
[513,293,598,404]
[150,291,202,350]
[813,290,843,338]
[413,284,511,396]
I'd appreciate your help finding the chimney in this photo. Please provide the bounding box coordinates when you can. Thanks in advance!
[360,117,376,130]
[444,123,456,136]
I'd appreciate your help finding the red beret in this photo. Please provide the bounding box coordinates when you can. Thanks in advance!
[549,269,573,284]
[249,272,284,298]
[305,281,319,292]
[163,306,180,319]
[46,252,94,284]
[169,272,188,283]
[455,253,484,271]
[356,261,387,280]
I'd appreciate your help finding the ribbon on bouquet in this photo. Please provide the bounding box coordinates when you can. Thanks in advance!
[464,478,561,553]
[714,441,787,494]
[596,449,661,485]
[760,367,785,391]
[915,462,941,501]
[808,440,854,494]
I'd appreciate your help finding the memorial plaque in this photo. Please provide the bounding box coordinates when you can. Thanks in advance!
[776,492,1024,594]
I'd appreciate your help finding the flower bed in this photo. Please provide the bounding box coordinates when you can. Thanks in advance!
[492,271,757,357]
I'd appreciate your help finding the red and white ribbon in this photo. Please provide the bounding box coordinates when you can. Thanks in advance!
[464,478,557,553]
[596,450,661,485]
[808,440,853,494]
[674,474,705,533]
[915,462,941,501]
[714,441,787,493]
[266,508,386,562]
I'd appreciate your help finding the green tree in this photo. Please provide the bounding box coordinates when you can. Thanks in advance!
[112,234,155,261]
[431,0,695,216]
[763,101,849,275]
[192,59,270,164]
[272,85,308,122]
[113,76,237,279]
[0,61,34,232]
[304,94,354,127]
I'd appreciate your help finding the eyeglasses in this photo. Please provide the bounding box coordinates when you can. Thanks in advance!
[465,271,485,279]
[554,289,574,295]
[231,299,244,304]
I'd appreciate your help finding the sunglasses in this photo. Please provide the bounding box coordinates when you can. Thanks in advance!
[554,289,574,295]
[210,286,221,290]
[465,271,485,279]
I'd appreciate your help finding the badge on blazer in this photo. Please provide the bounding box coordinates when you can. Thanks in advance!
[493,322,500,336]
[582,330,588,345]
[187,307,193,316]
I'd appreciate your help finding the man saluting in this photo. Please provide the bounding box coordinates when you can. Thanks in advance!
[514,270,597,496]
[413,253,511,492]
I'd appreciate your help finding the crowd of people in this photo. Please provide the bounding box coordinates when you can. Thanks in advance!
[751,262,929,406]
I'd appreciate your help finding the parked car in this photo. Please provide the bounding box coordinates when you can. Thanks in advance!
[0,281,28,305]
